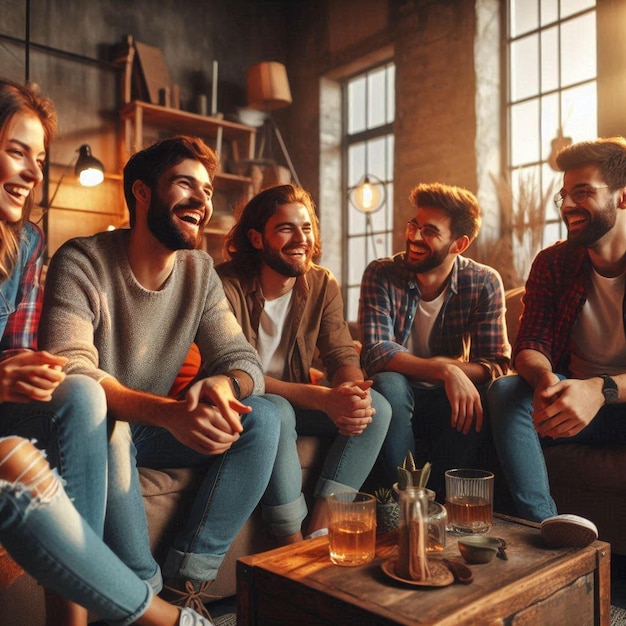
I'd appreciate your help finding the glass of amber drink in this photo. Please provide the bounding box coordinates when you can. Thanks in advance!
[445,469,494,534]
[328,492,376,566]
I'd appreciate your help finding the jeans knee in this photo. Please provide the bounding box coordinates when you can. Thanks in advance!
[51,375,107,432]
[0,437,61,500]
[263,394,296,436]
[243,396,282,444]
[369,390,392,432]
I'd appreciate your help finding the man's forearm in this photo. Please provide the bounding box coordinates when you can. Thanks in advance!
[514,349,556,389]
[100,376,175,427]
[264,376,327,411]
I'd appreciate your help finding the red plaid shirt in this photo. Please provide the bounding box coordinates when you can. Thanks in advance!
[0,222,44,359]
[513,240,614,375]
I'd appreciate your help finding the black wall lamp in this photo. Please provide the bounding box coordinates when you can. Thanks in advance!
[75,144,105,187]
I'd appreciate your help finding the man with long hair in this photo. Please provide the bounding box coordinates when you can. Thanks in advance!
[218,184,392,541]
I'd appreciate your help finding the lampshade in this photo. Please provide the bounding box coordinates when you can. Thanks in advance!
[246,61,292,111]
[349,175,386,214]
[75,144,104,187]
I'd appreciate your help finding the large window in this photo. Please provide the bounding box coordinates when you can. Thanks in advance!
[343,62,395,321]
[507,0,597,275]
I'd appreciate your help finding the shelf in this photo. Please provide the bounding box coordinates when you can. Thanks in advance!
[120,101,256,144]
[120,100,256,197]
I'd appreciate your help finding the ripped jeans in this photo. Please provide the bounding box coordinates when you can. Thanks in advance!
[0,374,108,533]
[0,437,153,626]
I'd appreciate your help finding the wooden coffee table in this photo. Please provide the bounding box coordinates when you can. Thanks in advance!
[237,514,610,625]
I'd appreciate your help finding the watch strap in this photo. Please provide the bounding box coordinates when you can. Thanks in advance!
[225,373,242,400]
[600,374,618,404]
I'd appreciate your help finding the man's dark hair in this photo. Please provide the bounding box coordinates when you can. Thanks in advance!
[556,136,626,189]
[409,182,482,241]
[123,135,217,226]
[224,184,322,274]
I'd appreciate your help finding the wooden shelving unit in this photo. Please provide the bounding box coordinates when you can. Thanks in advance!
[119,100,256,194]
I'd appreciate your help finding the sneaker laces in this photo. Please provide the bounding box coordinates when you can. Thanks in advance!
[163,579,217,621]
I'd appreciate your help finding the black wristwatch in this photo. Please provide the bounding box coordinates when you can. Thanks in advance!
[599,375,618,405]
[225,373,242,401]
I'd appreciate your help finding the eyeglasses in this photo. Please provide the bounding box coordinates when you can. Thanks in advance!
[553,186,610,209]
[406,221,442,240]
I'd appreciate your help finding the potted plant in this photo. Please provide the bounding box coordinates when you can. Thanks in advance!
[394,451,434,500]
[374,487,400,535]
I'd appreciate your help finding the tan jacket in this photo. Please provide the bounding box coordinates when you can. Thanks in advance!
[217,262,360,384]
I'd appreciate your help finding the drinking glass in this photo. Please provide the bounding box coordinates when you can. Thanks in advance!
[328,492,376,566]
[445,469,494,534]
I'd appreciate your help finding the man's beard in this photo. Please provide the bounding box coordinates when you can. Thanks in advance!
[566,197,617,247]
[147,197,204,251]
[404,241,453,273]
[263,242,311,277]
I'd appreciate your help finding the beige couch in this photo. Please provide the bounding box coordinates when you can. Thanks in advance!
[2,288,625,624]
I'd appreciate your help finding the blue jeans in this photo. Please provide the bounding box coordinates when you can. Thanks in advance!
[105,395,280,586]
[0,437,152,626]
[0,375,108,533]
[488,374,626,522]
[261,390,392,537]
[373,371,489,499]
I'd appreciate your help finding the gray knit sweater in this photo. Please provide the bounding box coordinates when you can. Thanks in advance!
[39,229,264,397]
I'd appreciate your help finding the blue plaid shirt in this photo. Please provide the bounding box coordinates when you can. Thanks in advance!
[358,253,510,380]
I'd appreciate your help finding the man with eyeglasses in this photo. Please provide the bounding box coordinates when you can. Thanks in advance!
[487,136,626,547]
[358,182,510,498]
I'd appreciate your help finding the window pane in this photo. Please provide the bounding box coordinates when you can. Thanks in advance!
[348,202,366,235]
[540,92,559,162]
[347,77,366,134]
[386,135,394,178]
[348,235,370,283]
[344,63,394,319]
[560,13,596,87]
[561,82,597,141]
[560,0,595,20]
[367,136,387,180]
[510,35,539,101]
[510,0,538,37]
[541,0,558,25]
[368,68,386,129]
[540,27,558,92]
[543,220,563,247]
[346,286,359,323]
[385,181,394,231]
[510,100,540,166]
[348,143,365,187]
[542,163,562,223]
[386,65,396,124]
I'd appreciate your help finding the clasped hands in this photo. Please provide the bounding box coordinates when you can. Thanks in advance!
[167,375,250,456]
[326,380,376,437]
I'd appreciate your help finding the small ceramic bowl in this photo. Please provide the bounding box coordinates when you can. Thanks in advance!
[457,536,500,564]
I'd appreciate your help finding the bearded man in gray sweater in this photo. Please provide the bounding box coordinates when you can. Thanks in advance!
[39,135,280,619]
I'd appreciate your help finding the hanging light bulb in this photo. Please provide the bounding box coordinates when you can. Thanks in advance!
[349,174,386,214]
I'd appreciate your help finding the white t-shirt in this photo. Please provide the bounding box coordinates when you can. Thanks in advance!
[257,290,294,378]
[569,267,626,378]
[406,288,447,387]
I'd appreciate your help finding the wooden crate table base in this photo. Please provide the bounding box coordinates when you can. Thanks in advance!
[237,515,610,626]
